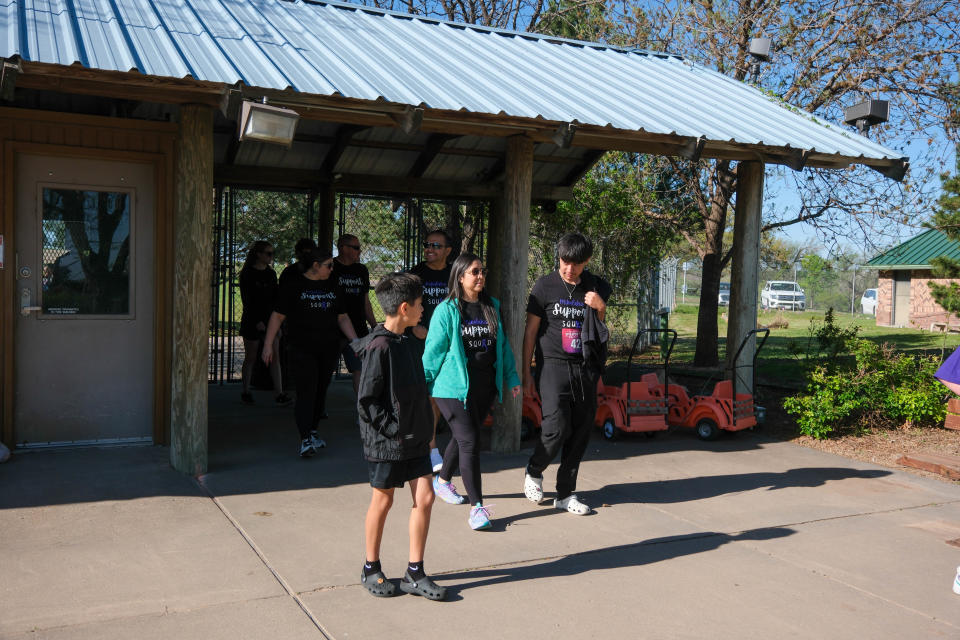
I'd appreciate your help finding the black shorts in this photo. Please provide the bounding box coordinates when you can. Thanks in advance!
[341,342,363,373]
[367,455,432,489]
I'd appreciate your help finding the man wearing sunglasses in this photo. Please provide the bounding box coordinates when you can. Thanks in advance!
[333,234,377,393]
[408,229,454,472]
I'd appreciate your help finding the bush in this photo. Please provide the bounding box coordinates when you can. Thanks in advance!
[783,339,948,439]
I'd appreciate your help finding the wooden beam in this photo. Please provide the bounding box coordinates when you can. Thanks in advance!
[562,149,605,186]
[487,135,533,453]
[407,133,458,178]
[726,160,764,396]
[1,57,21,101]
[321,124,364,176]
[170,104,214,476]
[317,184,336,251]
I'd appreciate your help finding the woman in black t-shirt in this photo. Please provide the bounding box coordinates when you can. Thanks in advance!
[238,241,288,406]
[263,249,358,458]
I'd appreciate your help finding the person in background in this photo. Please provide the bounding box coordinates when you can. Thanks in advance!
[333,234,377,394]
[521,233,612,515]
[408,229,454,472]
[279,237,317,289]
[353,272,446,601]
[263,248,357,458]
[422,253,521,530]
[239,241,289,406]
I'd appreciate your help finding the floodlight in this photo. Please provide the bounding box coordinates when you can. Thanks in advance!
[238,99,299,146]
[843,99,889,136]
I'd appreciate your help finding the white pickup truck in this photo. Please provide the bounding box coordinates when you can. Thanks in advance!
[760,281,806,311]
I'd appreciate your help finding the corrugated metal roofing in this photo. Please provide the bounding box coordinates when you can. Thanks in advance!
[3,0,905,169]
[866,229,960,268]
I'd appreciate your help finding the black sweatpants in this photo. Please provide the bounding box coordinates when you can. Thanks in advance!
[526,358,596,500]
[436,383,494,506]
[290,344,339,439]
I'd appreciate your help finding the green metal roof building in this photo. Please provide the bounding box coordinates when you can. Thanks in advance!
[866,228,960,270]
[865,228,960,329]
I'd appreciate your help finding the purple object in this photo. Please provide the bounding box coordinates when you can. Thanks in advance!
[935,346,960,385]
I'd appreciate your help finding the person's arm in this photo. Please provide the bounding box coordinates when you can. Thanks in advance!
[364,295,376,329]
[358,344,395,437]
[338,313,358,342]
[499,310,523,398]
[422,304,452,386]
[522,312,540,392]
[261,311,285,364]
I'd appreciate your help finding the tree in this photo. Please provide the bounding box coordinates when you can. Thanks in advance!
[609,0,959,365]
[927,144,960,313]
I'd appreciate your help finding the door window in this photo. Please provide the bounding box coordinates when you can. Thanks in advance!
[40,187,133,316]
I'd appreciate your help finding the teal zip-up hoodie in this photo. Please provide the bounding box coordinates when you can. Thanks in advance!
[422,297,521,405]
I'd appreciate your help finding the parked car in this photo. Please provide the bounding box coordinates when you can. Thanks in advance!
[860,288,877,315]
[760,281,805,311]
[718,281,730,306]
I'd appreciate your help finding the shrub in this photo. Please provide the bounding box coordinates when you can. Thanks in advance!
[783,339,948,439]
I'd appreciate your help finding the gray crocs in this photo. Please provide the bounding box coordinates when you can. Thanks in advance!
[361,570,396,597]
[399,572,447,601]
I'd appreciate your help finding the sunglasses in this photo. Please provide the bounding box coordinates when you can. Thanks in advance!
[467,267,488,277]
[343,244,361,251]
[423,242,447,249]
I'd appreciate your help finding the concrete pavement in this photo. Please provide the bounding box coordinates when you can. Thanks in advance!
[2,381,959,639]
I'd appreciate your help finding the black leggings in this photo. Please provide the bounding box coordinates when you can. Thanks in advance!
[436,386,494,506]
[290,345,339,439]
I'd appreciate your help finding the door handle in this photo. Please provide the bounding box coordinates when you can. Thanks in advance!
[20,288,41,316]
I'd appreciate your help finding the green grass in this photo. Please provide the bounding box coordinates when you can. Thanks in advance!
[614,303,960,389]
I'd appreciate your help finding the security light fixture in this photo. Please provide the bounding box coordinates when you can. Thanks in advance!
[748,37,771,84]
[237,99,299,146]
[552,122,577,149]
[843,99,889,136]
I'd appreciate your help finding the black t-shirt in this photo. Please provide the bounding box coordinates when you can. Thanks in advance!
[275,274,346,348]
[332,260,371,338]
[408,263,451,328]
[239,266,277,327]
[460,301,497,379]
[278,262,305,290]
[526,271,613,361]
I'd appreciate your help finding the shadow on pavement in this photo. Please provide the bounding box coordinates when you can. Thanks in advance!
[439,526,796,593]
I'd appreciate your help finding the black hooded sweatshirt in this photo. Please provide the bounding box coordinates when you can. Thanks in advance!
[353,325,433,462]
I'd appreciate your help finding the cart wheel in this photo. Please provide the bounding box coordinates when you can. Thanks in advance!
[602,419,619,441]
[696,418,720,441]
[521,418,536,441]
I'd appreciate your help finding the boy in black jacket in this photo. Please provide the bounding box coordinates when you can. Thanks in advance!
[352,272,446,601]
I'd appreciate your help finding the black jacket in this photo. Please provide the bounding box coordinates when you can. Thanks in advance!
[353,325,433,462]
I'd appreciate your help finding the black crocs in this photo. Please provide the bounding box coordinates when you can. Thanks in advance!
[361,570,396,597]
[399,571,447,601]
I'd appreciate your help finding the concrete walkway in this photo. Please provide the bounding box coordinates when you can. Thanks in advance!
[2,381,960,639]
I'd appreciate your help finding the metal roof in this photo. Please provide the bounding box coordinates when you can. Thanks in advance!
[866,229,960,269]
[3,0,906,176]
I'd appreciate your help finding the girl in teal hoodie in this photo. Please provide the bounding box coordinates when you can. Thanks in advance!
[422,253,521,530]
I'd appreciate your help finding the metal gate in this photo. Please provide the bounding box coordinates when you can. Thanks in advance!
[210,190,488,383]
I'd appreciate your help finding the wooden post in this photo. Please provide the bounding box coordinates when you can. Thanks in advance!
[317,183,335,252]
[487,135,533,453]
[726,160,764,395]
[170,104,213,475]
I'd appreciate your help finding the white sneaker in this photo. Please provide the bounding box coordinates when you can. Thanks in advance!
[310,430,326,449]
[555,494,590,515]
[430,448,443,472]
[523,474,544,503]
[299,438,316,458]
